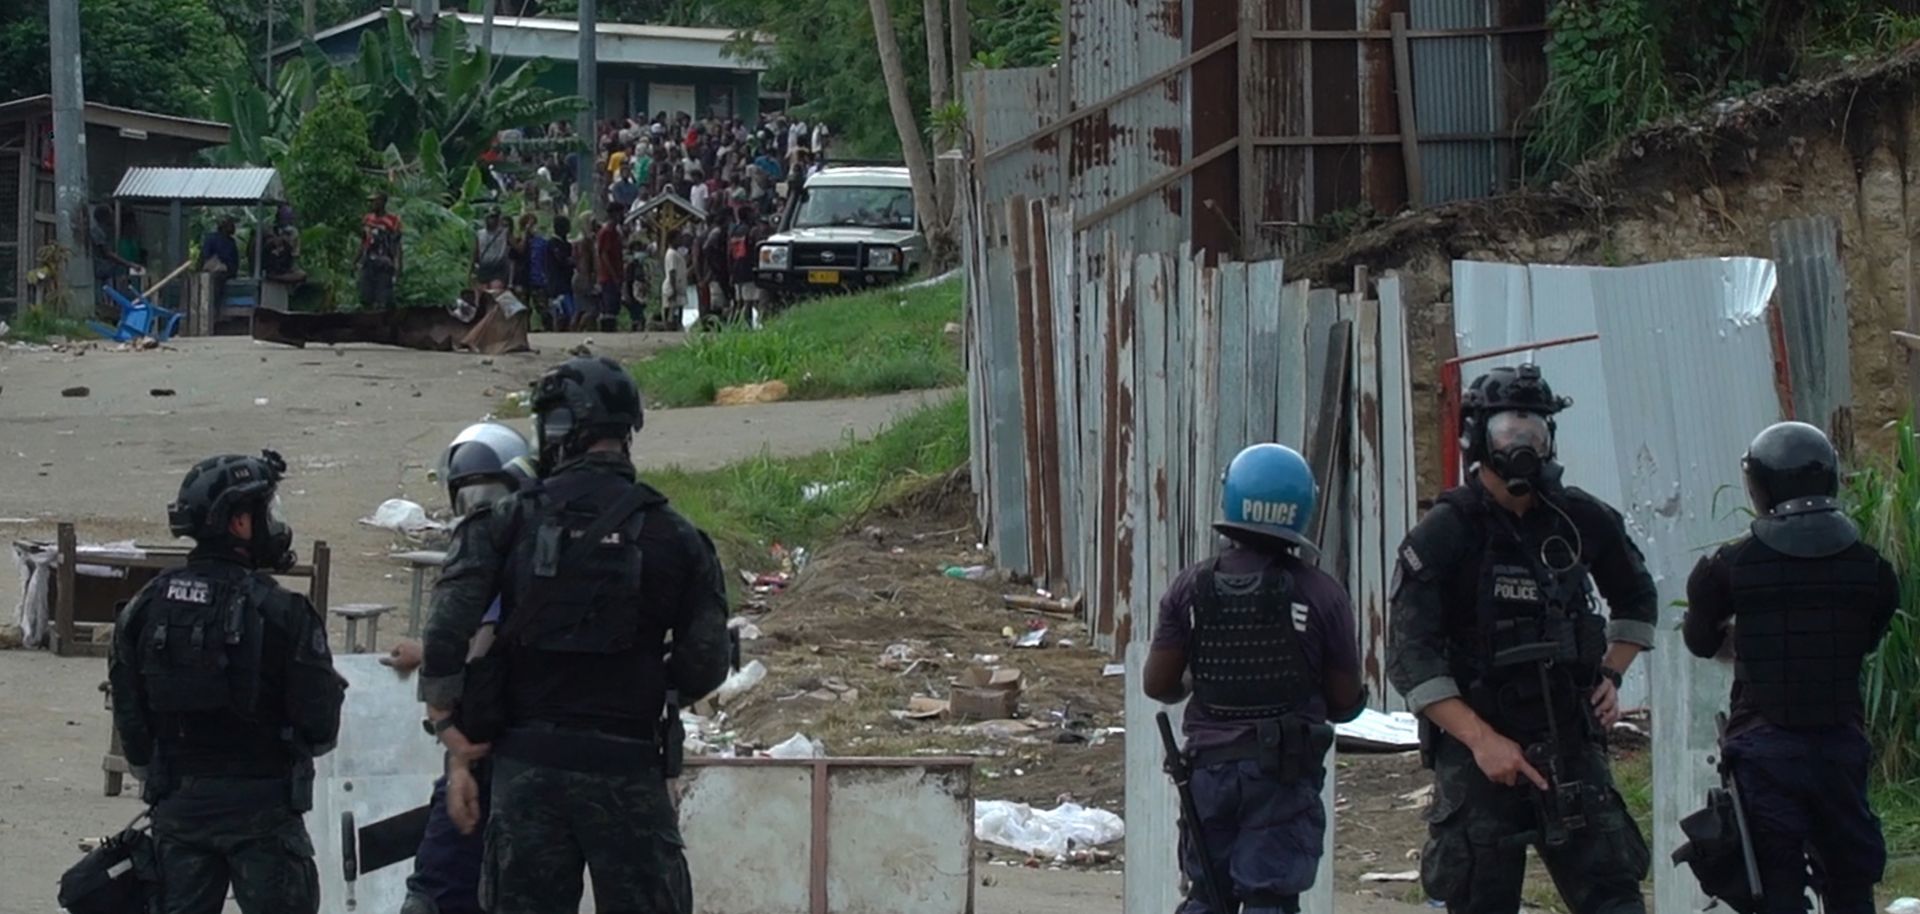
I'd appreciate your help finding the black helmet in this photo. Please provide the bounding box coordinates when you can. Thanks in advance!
[1742,421,1856,557]
[1460,363,1573,495]
[439,422,536,515]
[167,450,296,571]
[530,356,644,471]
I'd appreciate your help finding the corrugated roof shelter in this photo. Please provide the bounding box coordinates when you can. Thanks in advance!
[113,168,285,205]
[0,95,232,319]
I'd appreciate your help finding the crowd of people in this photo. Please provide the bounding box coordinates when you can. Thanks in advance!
[450,109,834,331]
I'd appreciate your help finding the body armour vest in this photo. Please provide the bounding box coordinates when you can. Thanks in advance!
[135,563,285,769]
[502,474,659,655]
[1188,560,1317,720]
[1729,538,1882,729]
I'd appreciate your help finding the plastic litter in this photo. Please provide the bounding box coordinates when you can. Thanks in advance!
[1101,663,1126,678]
[1014,626,1047,648]
[943,564,992,580]
[358,499,448,540]
[1360,870,1420,883]
[1887,899,1920,914]
[800,481,848,502]
[768,732,825,759]
[1335,708,1420,751]
[974,800,1125,860]
[713,659,766,706]
[727,618,763,640]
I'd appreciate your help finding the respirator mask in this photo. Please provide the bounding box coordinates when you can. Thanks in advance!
[251,492,296,573]
[1484,410,1553,497]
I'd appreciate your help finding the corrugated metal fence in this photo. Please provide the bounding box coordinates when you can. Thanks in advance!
[961,191,1419,707]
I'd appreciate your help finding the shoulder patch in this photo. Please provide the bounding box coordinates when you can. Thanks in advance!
[1400,544,1425,573]
[1291,602,1310,634]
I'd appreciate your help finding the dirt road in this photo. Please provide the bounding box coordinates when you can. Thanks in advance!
[0,333,944,613]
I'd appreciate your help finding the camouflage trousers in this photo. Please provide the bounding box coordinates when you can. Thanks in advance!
[1419,740,1649,914]
[150,776,319,914]
[482,755,692,914]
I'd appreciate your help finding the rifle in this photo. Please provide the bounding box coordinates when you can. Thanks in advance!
[1489,642,1587,850]
[1156,711,1237,914]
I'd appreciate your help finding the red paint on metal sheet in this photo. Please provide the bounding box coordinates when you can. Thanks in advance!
[1029,202,1069,587]
[1149,127,1183,166]
[1155,468,1168,520]
[1155,0,1183,39]
[1189,0,1235,257]
[1069,110,1120,179]
[1008,199,1049,581]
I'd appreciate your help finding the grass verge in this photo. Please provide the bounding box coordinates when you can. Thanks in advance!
[630,278,963,408]
[3,306,91,344]
[648,394,969,572]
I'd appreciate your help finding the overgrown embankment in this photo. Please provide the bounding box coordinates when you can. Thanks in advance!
[631,279,964,408]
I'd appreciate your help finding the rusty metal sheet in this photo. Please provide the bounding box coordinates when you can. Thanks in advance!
[965,67,1062,207]
[1136,252,1173,647]
[1246,269,1285,442]
[1122,643,1182,914]
[1771,216,1852,446]
[1191,261,1222,560]
[1348,294,1389,714]
[1375,274,1414,710]
[1408,0,1500,203]
[1113,241,1142,652]
[1064,0,1186,253]
[1215,262,1252,455]
[981,229,1030,574]
[1027,200,1069,588]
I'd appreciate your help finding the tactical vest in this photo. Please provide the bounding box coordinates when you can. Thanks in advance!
[502,475,659,655]
[1188,561,1317,720]
[1439,490,1606,738]
[134,564,286,772]
[1729,539,1882,729]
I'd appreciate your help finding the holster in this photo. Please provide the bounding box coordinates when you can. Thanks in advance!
[661,704,686,779]
[456,653,509,744]
[139,754,175,806]
[1672,786,1763,914]
[1195,716,1333,784]
[287,752,315,814]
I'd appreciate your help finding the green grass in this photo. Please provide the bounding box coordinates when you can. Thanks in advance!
[630,279,964,408]
[647,394,969,572]
[4,306,91,344]
[1846,418,1920,784]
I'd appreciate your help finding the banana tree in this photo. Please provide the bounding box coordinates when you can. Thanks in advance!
[342,10,586,176]
[203,58,317,167]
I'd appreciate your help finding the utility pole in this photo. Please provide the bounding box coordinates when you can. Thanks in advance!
[49,0,94,319]
[413,0,440,61]
[302,0,318,109]
[577,0,600,209]
[481,0,496,65]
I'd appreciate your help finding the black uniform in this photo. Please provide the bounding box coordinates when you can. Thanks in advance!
[1682,427,1900,914]
[1387,473,1657,914]
[419,452,730,914]
[109,552,344,914]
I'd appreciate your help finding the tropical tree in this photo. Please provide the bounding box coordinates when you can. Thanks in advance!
[283,72,376,308]
[333,11,586,170]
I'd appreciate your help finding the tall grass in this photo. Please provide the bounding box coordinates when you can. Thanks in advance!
[631,279,964,408]
[4,306,91,344]
[647,395,970,572]
[1843,417,1920,785]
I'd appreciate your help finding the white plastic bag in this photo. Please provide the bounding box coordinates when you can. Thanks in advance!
[1886,898,1920,914]
[713,659,766,706]
[358,499,447,540]
[768,732,824,759]
[974,800,1124,859]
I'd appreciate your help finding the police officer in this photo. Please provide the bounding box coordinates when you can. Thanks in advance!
[109,450,346,914]
[1387,364,1657,914]
[1682,421,1899,914]
[418,356,730,914]
[384,422,538,914]
[1144,443,1367,914]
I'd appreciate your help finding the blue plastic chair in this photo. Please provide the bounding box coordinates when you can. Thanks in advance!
[88,285,183,343]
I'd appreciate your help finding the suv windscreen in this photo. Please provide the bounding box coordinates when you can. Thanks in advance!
[791,186,915,230]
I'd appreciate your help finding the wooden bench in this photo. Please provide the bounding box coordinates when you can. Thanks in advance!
[330,603,398,654]
[388,550,447,637]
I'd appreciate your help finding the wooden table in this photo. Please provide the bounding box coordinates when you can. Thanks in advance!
[388,550,447,637]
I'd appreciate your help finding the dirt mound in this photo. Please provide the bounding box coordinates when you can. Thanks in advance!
[715,472,1127,816]
[1292,44,1920,496]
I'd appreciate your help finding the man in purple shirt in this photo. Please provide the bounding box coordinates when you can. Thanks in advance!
[1145,443,1366,914]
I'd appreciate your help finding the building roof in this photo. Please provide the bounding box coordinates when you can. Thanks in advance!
[0,95,230,146]
[112,167,286,204]
[286,10,768,72]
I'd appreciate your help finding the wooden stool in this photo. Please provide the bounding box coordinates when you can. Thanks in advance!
[330,603,397,653]
[388,550,447,636]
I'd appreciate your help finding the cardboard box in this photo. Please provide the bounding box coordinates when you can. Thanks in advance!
[950,666,1023,720]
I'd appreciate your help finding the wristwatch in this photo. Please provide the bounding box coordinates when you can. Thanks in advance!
[1598,666,1624,689]
[422,717,457,738]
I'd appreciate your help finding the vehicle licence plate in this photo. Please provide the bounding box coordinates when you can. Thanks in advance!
[807,270,840,284]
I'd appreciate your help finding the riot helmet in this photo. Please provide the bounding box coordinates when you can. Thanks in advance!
[439,422,536,516]
[167,450,296,571]
[1741,421,1858,558]
[1214,443,1319,559]
[1461,363,1571,497]
[529,356,645,474]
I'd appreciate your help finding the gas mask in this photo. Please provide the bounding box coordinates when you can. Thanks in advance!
[251,493,296,572]
[1484,410,1553,497]
[533,404,575,477]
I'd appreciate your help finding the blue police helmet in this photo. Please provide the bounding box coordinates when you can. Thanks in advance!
[1215,443,1319,558]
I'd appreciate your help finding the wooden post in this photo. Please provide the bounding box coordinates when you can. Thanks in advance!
[1236,0,1256,256]
[1390,13,1425,208]
[55,522,77,657]
[309,539,330,615]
